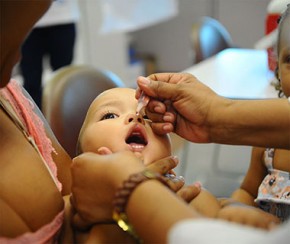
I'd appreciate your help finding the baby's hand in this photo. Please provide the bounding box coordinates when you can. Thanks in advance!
[217,204,280,230]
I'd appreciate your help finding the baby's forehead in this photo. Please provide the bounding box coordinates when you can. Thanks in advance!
[98,87,134,98]
[95,87,135,103]
[89,87,136,111]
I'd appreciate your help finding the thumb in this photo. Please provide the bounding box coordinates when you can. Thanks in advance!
[137,76,179,101]
[97,147,113,155]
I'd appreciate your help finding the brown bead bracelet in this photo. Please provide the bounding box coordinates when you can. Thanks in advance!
[112,169,170,240]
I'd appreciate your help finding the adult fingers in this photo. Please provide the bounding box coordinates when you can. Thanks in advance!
[176,182,202,203]
[136,76,181,100]
[163,173,185,192]
[146,155,179,174]
[150,122,174,135]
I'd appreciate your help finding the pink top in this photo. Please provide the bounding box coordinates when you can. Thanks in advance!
[0,80,64,243]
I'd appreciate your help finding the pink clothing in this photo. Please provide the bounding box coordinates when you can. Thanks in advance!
[0,80,64,243]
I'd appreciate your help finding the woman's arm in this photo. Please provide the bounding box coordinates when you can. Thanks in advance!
[210,99,290,149]
[71,152,201,243]
[136,74,290,149]
[126,179,200,243]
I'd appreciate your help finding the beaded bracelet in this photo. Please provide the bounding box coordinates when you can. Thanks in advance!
[112,169,170,240]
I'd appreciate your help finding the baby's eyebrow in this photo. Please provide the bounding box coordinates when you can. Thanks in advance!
[92,100,122,114]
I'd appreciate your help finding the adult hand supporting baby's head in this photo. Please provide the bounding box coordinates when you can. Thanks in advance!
[70,151,145,230]
[70,150,183,230]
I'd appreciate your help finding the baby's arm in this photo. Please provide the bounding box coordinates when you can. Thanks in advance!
[217,147,280,229]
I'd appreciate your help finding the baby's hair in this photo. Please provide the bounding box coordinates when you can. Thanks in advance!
[274,4,290,98]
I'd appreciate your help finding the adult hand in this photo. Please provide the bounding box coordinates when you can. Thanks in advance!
[136,73,226,143]
[176,182,202,203]
[70,150,182,230]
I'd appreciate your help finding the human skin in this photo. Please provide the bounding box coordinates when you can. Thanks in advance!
[0,0,72,240]
[136,74,290,149]
[78,88,171,165]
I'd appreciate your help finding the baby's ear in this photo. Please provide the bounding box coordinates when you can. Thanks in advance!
[97,147,113,155]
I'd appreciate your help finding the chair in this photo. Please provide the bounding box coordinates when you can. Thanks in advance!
[191,16,234,63]
[42,65,125,157]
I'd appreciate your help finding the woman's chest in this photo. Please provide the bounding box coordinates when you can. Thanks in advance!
[0,109,63,234]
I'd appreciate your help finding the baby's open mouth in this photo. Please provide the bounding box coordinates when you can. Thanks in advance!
[126,125,148,151]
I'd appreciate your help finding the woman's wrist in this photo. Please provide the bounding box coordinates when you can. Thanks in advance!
[208,96,233,143]
[112,169,171,241]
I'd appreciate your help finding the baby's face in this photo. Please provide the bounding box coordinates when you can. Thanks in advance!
[80,88,171,165]
[278,13,290,97]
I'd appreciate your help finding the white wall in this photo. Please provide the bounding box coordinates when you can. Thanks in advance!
[75,0,130,84]
[75,0,271,80]
[130,0,271,72]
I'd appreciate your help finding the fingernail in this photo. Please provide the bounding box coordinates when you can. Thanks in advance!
[171,155,179,164]
[153,105,163,113]
[163,123,173,132]
[139,76,151,86]
[171,175,184,182]
[193,181,202,189]
[177,175,185,182]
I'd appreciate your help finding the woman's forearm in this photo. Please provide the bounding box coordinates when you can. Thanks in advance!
[126,180,200,243]
[210,98,290,149]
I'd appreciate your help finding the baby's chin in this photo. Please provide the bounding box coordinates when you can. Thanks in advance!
[133,152,146,163]
[138,154,167,166]
[132,152,152,166]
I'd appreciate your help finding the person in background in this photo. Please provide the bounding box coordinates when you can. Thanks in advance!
[218,4,290,223]
[19,0,79,109]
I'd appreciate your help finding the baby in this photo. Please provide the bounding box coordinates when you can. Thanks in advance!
[74,87,222,242]
[75,87,282,243]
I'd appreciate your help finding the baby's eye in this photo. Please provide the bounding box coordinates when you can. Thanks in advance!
[100,112,118,120]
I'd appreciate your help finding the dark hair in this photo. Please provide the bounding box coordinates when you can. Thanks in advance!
[275,4,290,98]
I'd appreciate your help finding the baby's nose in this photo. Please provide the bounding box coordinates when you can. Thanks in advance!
[125,113,145,125]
